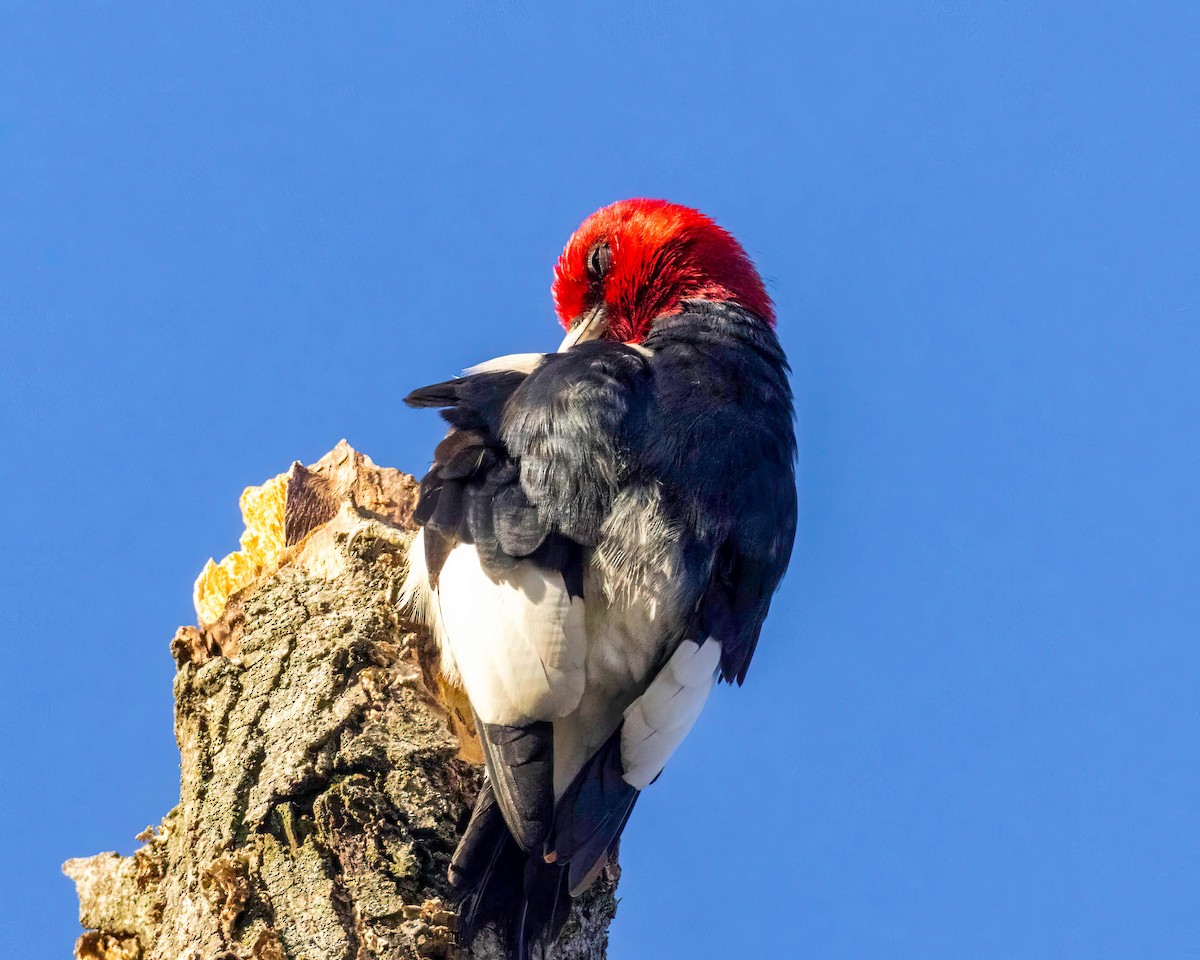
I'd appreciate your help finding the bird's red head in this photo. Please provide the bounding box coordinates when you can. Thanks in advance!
[551,198,774,345]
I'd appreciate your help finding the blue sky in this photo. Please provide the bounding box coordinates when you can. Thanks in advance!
[1,3,1197,957]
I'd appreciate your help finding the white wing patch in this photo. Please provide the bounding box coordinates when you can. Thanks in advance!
[619,637,721,789]
[427,543,587,727]
[463,352,545,375]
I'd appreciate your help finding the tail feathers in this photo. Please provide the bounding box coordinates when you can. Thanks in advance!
[451,779,572,960]
[449,780,520,943]
[452,730,638,957]
[546,728,639,896]
[478,719,555,853]
[518,856,572,960]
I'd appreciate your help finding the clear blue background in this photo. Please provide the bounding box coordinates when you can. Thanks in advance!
[1,3,1196,958]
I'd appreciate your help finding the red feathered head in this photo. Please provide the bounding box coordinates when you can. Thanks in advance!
[552,199,774,344]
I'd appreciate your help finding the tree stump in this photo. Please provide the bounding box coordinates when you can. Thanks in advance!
[64,442,618,960]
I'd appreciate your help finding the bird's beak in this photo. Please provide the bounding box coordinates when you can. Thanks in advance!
[558,303,608,351]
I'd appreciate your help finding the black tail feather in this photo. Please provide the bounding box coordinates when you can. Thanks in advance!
[547,727,639,895]
[477,719,555,853]
[449,780,522,945]
[519,856,572,960]
[451,779,573,960]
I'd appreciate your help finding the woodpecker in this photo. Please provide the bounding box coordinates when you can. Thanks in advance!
[403,199,796,958]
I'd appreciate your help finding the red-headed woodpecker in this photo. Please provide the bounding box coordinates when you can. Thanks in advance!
[403,199,796,958]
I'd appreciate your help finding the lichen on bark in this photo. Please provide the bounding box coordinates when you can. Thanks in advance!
[65,442,617,960]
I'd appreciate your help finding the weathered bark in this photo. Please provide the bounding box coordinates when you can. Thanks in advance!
[64,442,618,960]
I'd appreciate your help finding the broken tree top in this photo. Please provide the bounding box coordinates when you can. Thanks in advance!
[64,442,618,960]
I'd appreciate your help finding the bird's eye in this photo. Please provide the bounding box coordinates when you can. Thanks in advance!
[586,243,612,282]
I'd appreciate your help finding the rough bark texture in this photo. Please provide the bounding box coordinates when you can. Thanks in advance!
[64,442,618,960]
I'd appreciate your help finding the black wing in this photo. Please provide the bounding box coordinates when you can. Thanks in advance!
[404,343,651,954]
[405,341,651,582]
[641,301,798,683]
[405,368,570,584]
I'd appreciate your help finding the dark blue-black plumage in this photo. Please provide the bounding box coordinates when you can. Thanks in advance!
[640,302,797,682]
